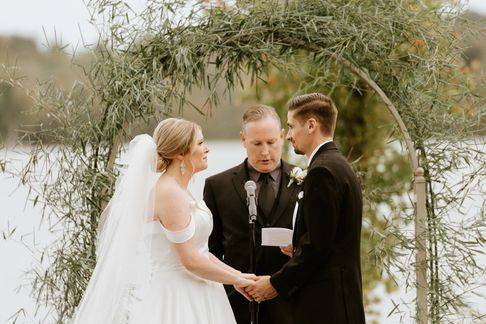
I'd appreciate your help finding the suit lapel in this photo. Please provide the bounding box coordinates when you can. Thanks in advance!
[231,160,265,227]
[309,141,338,167]
[270,162,299,227]
[231,161,248,207]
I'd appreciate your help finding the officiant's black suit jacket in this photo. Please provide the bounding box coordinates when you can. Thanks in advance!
[271,142,366,324]
[204,160,299,324]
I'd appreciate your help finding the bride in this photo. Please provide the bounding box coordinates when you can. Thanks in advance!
[72,118,255,323]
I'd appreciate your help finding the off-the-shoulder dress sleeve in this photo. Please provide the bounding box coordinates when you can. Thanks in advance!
[159,214,195,243]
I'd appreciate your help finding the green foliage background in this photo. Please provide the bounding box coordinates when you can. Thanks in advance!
[1,1,485,323]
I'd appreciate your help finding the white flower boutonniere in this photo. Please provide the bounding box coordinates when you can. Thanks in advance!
[287,167,307,187]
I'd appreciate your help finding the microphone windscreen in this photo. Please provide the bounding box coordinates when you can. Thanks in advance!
[244,180,256,194]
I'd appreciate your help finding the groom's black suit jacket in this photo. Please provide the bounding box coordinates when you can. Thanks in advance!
[271,142,366,323]
[204,160,299,324]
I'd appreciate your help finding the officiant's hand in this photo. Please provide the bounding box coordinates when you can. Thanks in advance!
[280,244,293,257]
[245,275,278,302]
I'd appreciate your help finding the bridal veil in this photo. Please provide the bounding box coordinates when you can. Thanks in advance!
[71,134,159,323]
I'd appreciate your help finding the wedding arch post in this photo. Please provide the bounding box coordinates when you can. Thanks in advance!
[332,57,429,324]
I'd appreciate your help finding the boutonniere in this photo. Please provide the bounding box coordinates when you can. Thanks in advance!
[287,167,307,187]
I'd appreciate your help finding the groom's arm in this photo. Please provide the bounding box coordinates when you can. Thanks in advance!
[203,178,225,260]
[270,167,341,299]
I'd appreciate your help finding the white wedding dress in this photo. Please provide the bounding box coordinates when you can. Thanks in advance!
[71,135,236,324]
[129,200,236,324]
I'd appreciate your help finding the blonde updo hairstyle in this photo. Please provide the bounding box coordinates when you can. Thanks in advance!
[152,118,201,172]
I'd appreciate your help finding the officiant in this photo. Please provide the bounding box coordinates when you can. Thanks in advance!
[204,105,300,324]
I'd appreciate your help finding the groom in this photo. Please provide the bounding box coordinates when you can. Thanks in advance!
[204,105,299,324]
[247,93,366,323]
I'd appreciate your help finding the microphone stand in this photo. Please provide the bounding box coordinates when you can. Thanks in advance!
[247,195,258,324]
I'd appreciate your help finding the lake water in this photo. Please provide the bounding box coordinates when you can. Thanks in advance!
[1,141,484,323]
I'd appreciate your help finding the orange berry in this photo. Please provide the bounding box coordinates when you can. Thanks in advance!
[414,39,426,49]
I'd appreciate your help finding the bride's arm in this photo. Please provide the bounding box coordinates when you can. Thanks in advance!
[208,253,239,274]
[208,253,256,280]
[155,184,252,287]
[208,252,255,301]
[175,242,249,285]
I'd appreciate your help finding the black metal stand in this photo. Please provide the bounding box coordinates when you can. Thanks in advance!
[245,180,259,324]
[249,217,258,324]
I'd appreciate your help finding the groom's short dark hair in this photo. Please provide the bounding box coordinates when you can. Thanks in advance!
[288,93,338,136]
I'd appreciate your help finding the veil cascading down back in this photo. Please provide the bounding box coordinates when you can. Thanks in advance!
[71,134,159,323]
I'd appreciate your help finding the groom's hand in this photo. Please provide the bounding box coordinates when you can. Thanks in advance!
[280,244,293,257]
[245,275,278,302]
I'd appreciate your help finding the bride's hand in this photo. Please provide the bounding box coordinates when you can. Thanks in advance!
[233,275,255,301]
[241,273,258,281]
[234,275,254,288]
[234,285,253,301]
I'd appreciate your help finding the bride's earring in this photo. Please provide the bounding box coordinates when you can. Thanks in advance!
[180,162,186,176]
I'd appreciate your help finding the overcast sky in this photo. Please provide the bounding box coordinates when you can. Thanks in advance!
[0,0,485,52]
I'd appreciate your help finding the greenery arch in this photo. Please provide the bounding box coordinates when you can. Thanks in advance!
[7,1,484,323]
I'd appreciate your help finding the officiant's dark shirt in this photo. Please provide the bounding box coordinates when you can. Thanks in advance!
[247,162,281,200]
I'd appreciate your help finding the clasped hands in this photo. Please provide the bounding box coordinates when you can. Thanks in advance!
[233,244,292,302]
[234,274,278,303]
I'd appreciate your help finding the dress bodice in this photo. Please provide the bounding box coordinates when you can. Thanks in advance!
[145,200,213,273]
[128,200,237,324]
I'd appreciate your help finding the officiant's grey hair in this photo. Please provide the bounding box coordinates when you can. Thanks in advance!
[242,104,281,133]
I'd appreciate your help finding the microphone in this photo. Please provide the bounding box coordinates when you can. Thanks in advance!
[244,180,257,222]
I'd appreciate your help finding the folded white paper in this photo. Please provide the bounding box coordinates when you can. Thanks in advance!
[261,227,293,247]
